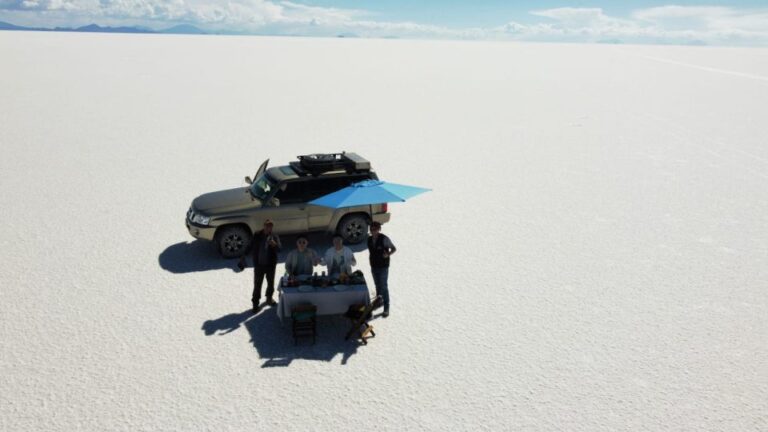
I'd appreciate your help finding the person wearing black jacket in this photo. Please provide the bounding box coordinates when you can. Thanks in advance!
[238,220,282,313]
[367,221,396,317]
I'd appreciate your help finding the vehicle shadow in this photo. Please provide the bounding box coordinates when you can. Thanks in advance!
[158,240,232,273]
[159,233,367,274]
[202,307,363,367]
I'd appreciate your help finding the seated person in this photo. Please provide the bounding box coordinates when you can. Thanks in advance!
[284,235,320,276]
[323,235,357,276]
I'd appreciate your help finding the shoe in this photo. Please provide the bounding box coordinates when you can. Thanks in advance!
[382,309,389,318]
[266,297,277,306]
[252,302,261,314]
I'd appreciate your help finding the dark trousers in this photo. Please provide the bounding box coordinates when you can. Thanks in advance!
[371,266,390,310]
[253,264,276,303]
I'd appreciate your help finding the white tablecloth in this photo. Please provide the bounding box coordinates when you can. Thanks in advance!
[277,280,370,321]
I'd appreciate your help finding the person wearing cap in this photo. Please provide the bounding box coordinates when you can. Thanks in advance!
[284,235,320,276]
[367,221,396,317]
[323,234,357,277]
[238,219,282,313]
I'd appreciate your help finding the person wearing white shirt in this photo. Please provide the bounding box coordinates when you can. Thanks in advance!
[323,235,357,276]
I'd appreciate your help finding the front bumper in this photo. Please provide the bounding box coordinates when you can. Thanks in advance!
[186,207,217,240]
[186,217,217,241]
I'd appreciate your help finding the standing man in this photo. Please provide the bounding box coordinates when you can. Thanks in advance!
[367,221,396,317]
[238,219,281,313]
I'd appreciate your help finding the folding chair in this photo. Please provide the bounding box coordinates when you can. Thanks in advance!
[344,296,383,345]
[291,303,317,345]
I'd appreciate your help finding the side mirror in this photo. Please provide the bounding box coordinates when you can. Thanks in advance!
[245,176,253,185]
[269,197,280,207]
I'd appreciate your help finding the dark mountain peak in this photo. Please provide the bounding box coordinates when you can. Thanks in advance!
[73,23,155,33]
[0,20,35,30]
[75,24,102,31]
[161,24,206,35]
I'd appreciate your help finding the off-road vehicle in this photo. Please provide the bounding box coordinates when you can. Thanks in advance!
[186,152,390,258]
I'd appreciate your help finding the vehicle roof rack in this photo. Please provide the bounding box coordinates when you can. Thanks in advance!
[290,152,371,176]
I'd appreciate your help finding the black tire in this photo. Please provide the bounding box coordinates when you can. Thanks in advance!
[337,214,368,244]
[216,225,252,258]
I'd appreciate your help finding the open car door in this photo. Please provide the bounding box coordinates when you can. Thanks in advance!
[254,159,269,180]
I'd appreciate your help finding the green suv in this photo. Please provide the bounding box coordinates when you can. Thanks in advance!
[186,153,391,258]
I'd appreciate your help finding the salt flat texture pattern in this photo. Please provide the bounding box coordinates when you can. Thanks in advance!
[1,32,767,431]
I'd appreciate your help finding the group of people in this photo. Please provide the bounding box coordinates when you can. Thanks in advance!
[237,219,396,317]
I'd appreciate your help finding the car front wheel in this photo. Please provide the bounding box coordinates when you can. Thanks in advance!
[338,214,368,244]
[216,225,251,258]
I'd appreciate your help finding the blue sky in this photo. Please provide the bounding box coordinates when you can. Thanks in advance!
[1,1,767,45]
[300,0,768,27]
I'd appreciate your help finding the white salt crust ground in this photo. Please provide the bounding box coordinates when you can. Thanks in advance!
[1,32,767,431]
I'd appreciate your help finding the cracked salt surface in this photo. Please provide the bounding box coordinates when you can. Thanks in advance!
[1,32,767,431]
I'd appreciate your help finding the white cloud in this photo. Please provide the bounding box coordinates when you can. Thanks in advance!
[531,7,630,28]
[0,2,767,45]
[633,5,768,35]
[501,6,768,45]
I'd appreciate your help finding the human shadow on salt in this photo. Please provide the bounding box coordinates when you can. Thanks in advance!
[202,307,362,367]
[160,233,366,274]
[202,310,252,336]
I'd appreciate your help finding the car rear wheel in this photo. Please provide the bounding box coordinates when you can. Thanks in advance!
[338,214,368,244]
[216,225,251,258]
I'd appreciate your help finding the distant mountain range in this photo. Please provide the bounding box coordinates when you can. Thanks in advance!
[0,21,207,35]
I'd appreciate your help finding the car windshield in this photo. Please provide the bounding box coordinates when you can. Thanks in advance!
[249,174,276,201]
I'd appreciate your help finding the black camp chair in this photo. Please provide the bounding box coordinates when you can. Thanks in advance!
[291,303,317,345]
[344,296,384,345]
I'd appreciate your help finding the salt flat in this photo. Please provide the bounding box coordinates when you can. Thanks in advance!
[1,32,767,431]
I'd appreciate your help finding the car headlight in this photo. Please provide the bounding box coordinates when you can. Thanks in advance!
[192,213,211,225]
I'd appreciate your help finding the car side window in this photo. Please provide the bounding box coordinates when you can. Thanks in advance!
[346,175,369,186]
[273,181,305,204]
[276,175,373,204]
[305,177,352,201]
